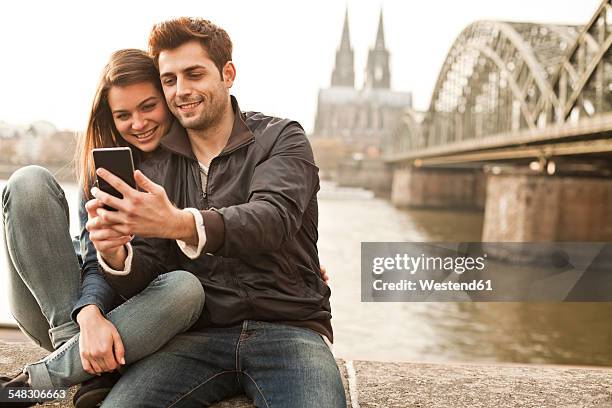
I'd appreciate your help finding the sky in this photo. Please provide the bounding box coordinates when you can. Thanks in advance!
[0,0,601,134]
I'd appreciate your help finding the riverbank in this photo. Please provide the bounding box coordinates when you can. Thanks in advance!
[0,163,76,183]
[1,341,611,407]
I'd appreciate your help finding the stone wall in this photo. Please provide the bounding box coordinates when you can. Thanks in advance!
[336,158,393,195]
[483,173,612,242]
[2,341,611,407]
[391,167,486,210]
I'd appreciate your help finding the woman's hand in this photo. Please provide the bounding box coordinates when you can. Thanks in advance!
[76,305,125,375]
[85,198,131,269]
[320,265,330,284]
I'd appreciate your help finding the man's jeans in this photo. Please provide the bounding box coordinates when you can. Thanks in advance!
[104,321,347,408]
[2,166,204,388]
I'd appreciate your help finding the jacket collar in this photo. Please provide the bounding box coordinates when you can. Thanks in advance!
[160,95,254,160]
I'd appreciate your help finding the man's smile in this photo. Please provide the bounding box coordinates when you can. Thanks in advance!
[177,100,203,112]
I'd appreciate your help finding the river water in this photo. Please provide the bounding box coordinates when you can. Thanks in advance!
[1,179,611,366]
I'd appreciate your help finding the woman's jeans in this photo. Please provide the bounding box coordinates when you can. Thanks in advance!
[2,166,204,389]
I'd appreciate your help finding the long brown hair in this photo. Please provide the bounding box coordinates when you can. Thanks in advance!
[77,48,163,195]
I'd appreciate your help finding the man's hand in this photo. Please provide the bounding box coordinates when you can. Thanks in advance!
[76,305,125,375]
[92,168,196,242]
[85,198,130,270]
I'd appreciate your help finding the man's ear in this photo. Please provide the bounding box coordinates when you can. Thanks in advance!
[222,61,236,89]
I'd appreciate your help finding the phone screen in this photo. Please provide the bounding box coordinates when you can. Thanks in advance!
[92,147,136,210]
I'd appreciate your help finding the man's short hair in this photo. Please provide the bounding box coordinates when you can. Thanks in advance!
[148,17,233,75]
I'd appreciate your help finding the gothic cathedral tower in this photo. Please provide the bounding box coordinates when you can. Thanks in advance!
[365,9,391,89]
[331,8,355,87]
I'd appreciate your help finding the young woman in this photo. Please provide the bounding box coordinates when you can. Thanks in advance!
[1,49,204,407]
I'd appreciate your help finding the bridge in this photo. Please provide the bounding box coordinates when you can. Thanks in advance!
[384,0,612,242]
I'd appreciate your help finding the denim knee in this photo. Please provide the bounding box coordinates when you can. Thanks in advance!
[2,165,63,216]
[155,271,205,325]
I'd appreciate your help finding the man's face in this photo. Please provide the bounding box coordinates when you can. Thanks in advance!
[158,41,234,130]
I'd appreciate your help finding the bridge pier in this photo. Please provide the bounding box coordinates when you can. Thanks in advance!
[390,165,612,242]
[336,158,392,195]
[391,166,486,209]
[483,171,612,241]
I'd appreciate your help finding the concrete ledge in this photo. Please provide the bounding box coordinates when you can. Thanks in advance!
[353,360,612,408]
[1,341,612,407]
[0,341,347,407]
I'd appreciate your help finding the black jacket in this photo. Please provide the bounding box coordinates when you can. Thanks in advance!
[102,97,333,340]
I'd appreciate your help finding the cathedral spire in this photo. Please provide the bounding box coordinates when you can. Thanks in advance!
[331,7,355,87]
[340,8,351,51]
[374,9,385,50]
[365,8,391,89]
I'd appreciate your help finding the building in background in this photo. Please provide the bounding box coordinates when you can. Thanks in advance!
[311,9,412,157]
[0,120,77,180]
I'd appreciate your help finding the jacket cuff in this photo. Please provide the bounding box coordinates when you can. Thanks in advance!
[200,209,225,254]
[71,299,105,323]
[176,208,207,259]
[98,243,133,276]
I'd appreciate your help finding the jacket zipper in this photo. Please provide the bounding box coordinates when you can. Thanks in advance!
[200,138,255,210]
[204,158,214,209]
[194,145,253,301]
[210,154,249,300]
[191,161,206,210]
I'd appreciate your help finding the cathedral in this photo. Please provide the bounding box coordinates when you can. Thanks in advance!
[312,9,412,153]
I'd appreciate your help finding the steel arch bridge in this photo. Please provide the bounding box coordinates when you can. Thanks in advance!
[385,0,612,166]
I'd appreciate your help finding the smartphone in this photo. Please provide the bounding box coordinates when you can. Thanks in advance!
[92,147,136,210]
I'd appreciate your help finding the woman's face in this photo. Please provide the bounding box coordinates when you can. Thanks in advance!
[107,81,171,153]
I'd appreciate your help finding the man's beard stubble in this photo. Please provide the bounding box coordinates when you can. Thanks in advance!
[172,90,227,131]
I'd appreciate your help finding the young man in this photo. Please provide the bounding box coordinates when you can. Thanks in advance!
[88,18,346,407]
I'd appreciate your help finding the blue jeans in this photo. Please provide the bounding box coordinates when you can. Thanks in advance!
[4,166,345,406]
[2,166,204,389]
[104,321,346,408]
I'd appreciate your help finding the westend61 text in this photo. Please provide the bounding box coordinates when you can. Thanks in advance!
[372,279,493,292]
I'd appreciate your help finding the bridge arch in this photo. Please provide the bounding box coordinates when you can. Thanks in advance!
[424,20,578,148]
[539,0,612,123]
